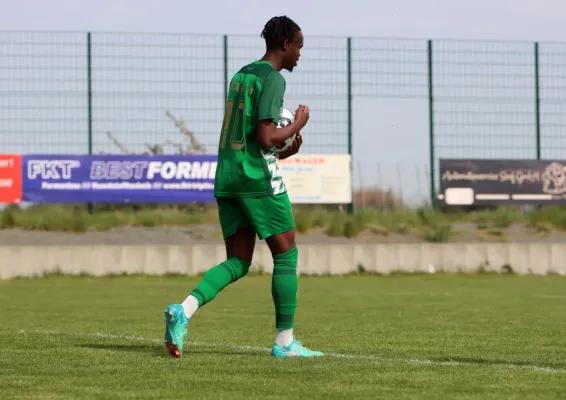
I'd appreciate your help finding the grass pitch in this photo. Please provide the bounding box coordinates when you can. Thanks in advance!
[1,274,565,399]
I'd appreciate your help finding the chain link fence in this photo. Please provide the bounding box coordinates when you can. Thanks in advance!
[2,32,566,206]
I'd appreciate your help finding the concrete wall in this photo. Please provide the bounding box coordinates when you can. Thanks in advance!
[1,242,566,280]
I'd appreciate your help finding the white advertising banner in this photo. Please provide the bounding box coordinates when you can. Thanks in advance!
[278,154,352,204]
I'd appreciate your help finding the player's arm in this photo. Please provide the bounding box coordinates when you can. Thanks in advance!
[256,74,306,149]
[257,121,301,149]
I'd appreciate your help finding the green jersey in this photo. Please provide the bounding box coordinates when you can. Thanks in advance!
[213,60,287,198]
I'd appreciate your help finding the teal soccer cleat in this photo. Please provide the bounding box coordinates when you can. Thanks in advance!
[271,338,324,358]
[164,304,189,358]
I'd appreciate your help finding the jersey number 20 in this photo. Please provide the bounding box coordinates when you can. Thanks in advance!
[220,99,245,150]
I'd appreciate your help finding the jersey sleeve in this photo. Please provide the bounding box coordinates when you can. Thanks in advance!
[257,72,286,124]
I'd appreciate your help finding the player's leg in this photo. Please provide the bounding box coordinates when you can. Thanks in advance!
[241,193,323,358]
[181,226,255,317]
[164,198,255,358]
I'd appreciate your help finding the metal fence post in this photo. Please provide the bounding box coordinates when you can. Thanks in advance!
[427,39,436,209]
[534,42,541,160]
[87,32,94,215]
[87,32,93,154]
[347,37,354,215]
[223,35,228,107]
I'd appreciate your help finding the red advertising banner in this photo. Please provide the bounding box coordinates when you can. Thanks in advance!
[0,154,22,204]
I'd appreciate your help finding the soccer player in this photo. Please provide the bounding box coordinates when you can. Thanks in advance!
[162,16,324,359]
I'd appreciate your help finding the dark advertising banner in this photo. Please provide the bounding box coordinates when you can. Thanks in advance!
[439,159,566,206]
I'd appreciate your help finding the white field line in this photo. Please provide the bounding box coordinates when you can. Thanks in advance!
[24,329,563,374]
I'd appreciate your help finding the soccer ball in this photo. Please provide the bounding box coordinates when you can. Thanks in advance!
[274,108,296,153]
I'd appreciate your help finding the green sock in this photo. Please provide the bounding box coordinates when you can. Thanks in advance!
[190,257,251,307]
[271,246,299,330]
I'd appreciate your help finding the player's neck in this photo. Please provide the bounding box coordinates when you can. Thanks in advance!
[259,52,284,71]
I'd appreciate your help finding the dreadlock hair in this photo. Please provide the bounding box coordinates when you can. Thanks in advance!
[260,16,301,51]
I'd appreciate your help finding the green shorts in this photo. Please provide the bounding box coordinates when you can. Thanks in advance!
[216,193,295,240]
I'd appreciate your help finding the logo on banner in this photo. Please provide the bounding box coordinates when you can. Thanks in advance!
[541,162,566,195]
[27,160,81,180]
[88,160,217,181]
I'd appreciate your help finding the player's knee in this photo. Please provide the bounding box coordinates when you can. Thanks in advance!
[272,246,298,271]
[266,229,296,255]
[226,257,252,279]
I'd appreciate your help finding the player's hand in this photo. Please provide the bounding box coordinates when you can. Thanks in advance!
[278,133,303,160]
[294,105,310,129]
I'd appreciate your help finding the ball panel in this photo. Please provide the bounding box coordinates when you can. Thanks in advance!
[274,108,296,153]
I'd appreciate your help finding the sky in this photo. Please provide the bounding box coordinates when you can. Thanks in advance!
[2,0,566,206]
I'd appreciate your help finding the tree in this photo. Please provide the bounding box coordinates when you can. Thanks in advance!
[104,110,206,155]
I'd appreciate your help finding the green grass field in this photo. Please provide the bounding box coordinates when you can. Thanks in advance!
[1,274,565,399]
